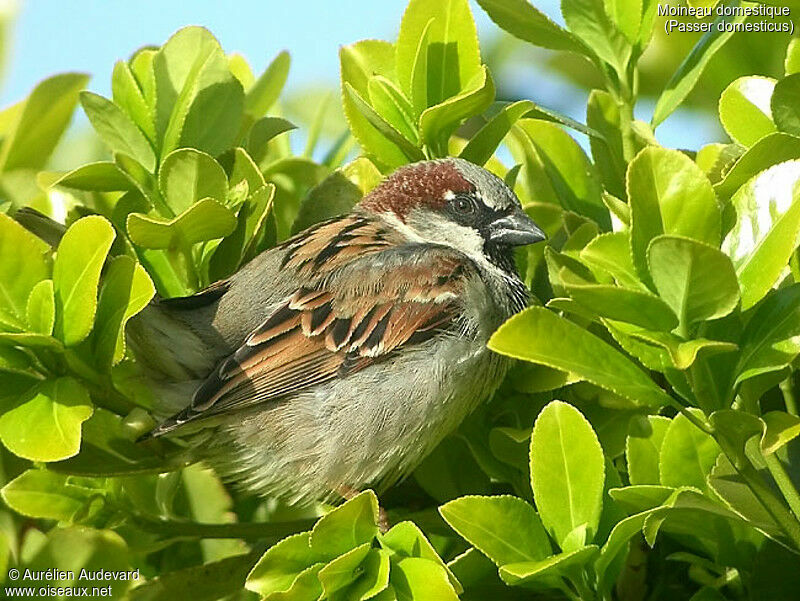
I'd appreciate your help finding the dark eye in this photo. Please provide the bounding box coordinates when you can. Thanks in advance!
[451,195,475,215]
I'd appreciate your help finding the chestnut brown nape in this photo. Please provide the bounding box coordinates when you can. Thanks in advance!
[359,160,475,220]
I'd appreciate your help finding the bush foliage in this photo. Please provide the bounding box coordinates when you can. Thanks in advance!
[0,0,799,599]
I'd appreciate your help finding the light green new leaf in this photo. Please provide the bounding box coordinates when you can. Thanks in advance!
[127,198,237,250]
[771,74,800,136]
[659,411,720,491]
[499,546,599,586]
[647,235,739,331]
[80,91,156,172]
[530,401,605,546]
[53,216,115,346]
[246,50,290,119]
[722,160,800,309]
[153,26,244,158]
[310,490,379,560]
[713,133,800,200]
[561,0,630,74]
[419,66,495,156]
[626,415,671,485]
[652,9,746,127]
[53,162,132,192]
[579,231,641,289]
[786,38,800,75]
[628,147,720,286]
[26,279,55,335]
[381,520,460,593]
[367,75,418,144]
[460,100,535,166]
[396,0,482,109]
[0,213,51,329]
[0,377,93,462]
[111,59,156,142]
[344,83,426,162]
[626,329,737,370]
[158,148,228,216]
[246,116,296,164]
[719,76,777,147]
[340,40,407,170]
[1,469,95,522]
[476,0,591,56]
[392,557,459,601]
[490,307,671,406]
[318,543,371,597]
[115,153,162,210]
[0,73,89,172]
[92,256,155,369]
[515,119,609,228]
[604,0,641,43]
[439,495,551,566]
[245,532,317,596]
[586,90,626,198]
[735,284,800,386]
[761,411,800,455]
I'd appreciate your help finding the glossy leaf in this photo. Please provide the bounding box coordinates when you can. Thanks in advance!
[53,216,116,346]
[26,279,55,335]
[0,377,92,462]
[626,415,671,485]
[392,557,458,601]
[761,411,800,454]
[439,495,551,566]
[771,73,800,136]
[530,401,605,545]
[719,76,777,147]
[659,411,720,491]
[246,533,317,596]
[722,160,800,309]
[246,50,290,119]
[127,198,237,250]
[714,133,800,199]
[158,148,228,216]
[499,546,599,586]
[111,59,156,142]
[0,469,95,521]
[562,0,629,73]
[53,162,132,192]
[0,213,52,329]
[80,91,156,172]
[310,490,379,560]
[492,308,671,406]
[459,100,535,166]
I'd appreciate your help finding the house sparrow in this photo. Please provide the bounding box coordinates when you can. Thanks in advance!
[46,158,546,505]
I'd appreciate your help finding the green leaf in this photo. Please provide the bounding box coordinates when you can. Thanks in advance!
[395,0,482,109]
[626,415,671,485]
[439,495,551,566]
[651,8,746,127]
[26,279,55,335]
[340,40,408,170]
[0,213,52,329]
[562,0,630,74]
[310,490,379,560]
[0,377,93,462]
[0,73,89,172]
[771,74,800,136]
[246,116,297,164]
[80,91,156,172]
[586,90,626,198]
[419,66,495,156]
[498,546,599,586]
[344,83,426,163]
[476,0,591,56]
[127,198,237,250]
[722,160,800,309]
[153,26,244,159]
[604,0,641,43]
[367,75,418,144]
[246,533,317,596]
[111,59,156,143]
[530,401,605,546]
[579,231,641,289]
[92,256,155,368]
[761,411,800,455]
[391,558,459,601]
[628,146,720,286]
[595,511,652,592]
[1,469,95,521]
[562,274,678,331]
[659,411,720,491]
[647,235,739,331]
[158,148,228,216]
[713,133,800,199]
[318,542,372,597]
[53,216,116,346]
[380,521,458,593]
[515,119,609,228]
[292,171,362,235]
[786,38,800,75]
[626,330,737,370]
[246,50,290,119]
[459,100,535,166]
[114,152,162,210]
[489,307,672,407]
[735,284,800,386]
[719,76,777,147]
[53,162,132,192]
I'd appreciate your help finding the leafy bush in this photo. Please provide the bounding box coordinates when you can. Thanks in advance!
[0,0,799,599]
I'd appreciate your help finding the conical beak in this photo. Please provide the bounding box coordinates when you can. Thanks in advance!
[488,209,546,246]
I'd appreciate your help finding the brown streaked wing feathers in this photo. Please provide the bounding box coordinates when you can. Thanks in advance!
[156,214,474,432]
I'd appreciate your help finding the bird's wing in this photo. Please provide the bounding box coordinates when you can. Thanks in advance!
[147,214,475,436]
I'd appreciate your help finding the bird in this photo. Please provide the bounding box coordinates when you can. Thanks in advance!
[23,158,546,506]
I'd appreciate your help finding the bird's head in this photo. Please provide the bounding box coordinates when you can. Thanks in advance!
[359,158,545,271]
